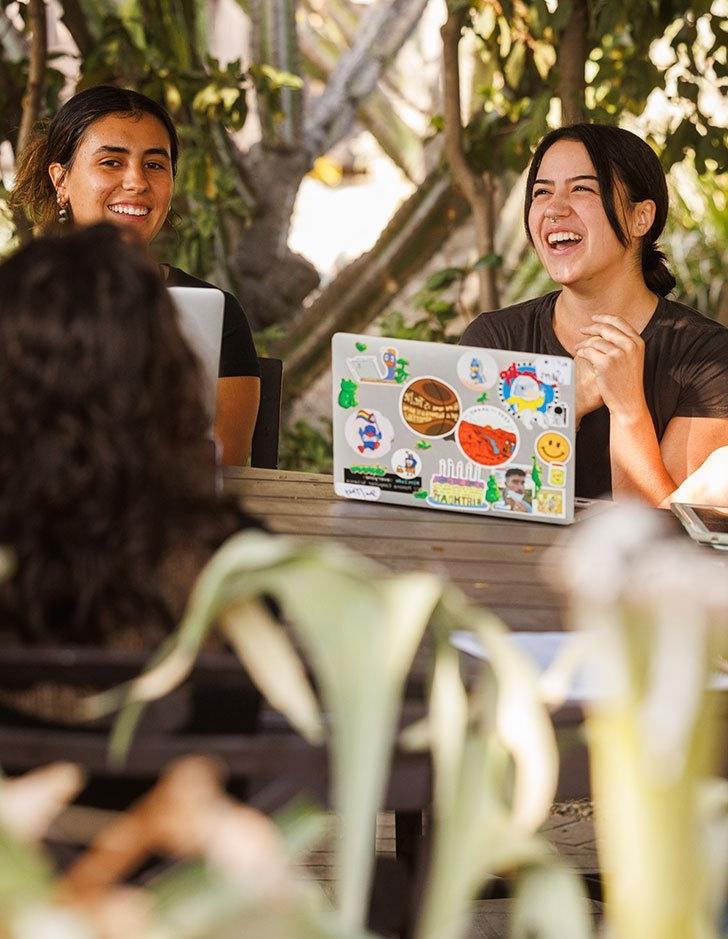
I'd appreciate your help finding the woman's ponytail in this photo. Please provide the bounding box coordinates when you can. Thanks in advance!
[642,242,676,297]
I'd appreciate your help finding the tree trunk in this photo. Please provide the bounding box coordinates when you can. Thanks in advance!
[557,0,590,124]
[274,167,469,402]
[228,0,428,328]
[440,9,499,311]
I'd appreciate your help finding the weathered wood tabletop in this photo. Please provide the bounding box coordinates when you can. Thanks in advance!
[224,466,602,632]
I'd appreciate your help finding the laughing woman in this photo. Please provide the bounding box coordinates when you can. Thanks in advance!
[462,124,728,503]
[12,85,260,466]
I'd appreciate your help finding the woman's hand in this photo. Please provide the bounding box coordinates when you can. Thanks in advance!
[574,314,647,420]
[574,355,604,424]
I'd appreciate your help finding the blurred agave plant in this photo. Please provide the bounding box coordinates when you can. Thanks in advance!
[81,529,591,938]
[551,505,728,939]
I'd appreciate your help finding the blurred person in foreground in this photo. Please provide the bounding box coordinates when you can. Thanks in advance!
[0,225,258,647]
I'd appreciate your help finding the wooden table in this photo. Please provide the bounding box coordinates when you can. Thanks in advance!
[225,465,596,631]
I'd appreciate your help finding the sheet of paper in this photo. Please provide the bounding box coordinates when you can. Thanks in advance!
[450,630,728,703]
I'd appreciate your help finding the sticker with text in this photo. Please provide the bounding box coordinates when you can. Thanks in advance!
[400,377,461,438]
[535,355,572,386]
[455,404,519,468]
[335,481,382,501]
[427,458,487,510]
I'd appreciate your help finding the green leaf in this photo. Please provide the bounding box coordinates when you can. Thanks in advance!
[473,253,503,270]
[424,267,466,291]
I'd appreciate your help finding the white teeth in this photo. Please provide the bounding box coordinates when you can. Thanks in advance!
[547,231,582,245]
[109,205,149,217]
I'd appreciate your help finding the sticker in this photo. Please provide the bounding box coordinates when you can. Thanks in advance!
[456,351,498,391]
[335,482,381,501]
[545,403,569,428]
[533,488,566,517]
[455,404,519,468]
[337,378,359,409]
[499,362,558,429]
[535,355,572,386]
[530,455,544,492]
[346,346,409,385]
[535,430,572,465]
[355,342,367,352]
[416,441,432,450]
[400,377,461,438]
[485,464,534,515]
[344,408,395,458]
[548,463,566,487]
[344,467,421,494]
[427,459,486,509]
[391,448,422,480]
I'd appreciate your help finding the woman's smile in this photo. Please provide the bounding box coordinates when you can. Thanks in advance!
[49,112,173,246]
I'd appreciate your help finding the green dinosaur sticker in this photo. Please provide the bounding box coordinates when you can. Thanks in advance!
[394,358,410,384]
[531,455,543,493]
[414,490,429,500]
[355,342,367,352]
[416,441,432,450]
[476,392,488,403]
[337,379,359,409]
[485,474,500,504]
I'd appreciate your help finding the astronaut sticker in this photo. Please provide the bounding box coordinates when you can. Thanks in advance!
[344,408,395,458]
[498,362,558,430]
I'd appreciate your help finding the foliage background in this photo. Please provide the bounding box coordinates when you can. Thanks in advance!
[0,0,726,470]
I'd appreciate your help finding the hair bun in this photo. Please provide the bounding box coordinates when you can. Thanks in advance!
[642,243,676,297]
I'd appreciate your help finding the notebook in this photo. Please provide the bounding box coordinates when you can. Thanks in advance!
[167,286,224,419]
[332,333,577,525]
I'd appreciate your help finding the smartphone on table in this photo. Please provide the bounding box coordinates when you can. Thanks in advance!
[671,503,728,549]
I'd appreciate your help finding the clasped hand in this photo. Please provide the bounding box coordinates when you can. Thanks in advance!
[574,314,646,419]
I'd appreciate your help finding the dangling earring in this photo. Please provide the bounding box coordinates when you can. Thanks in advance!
[57,196,70,225]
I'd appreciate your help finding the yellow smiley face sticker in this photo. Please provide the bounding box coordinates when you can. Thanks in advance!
[535,431,572,464]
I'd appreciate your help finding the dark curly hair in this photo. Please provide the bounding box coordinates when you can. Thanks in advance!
[0,224,252,644]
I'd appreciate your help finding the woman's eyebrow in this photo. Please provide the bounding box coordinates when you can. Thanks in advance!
[533,174,599,185]
[91,145,170,159]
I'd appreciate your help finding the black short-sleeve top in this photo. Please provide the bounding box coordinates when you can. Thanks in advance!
[461,291,728,498]
[165,266,260,379]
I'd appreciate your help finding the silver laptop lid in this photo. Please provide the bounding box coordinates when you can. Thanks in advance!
[167,286,223,418]
[332,333,577,525]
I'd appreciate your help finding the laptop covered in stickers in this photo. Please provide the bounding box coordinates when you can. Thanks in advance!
[331,333,577,525]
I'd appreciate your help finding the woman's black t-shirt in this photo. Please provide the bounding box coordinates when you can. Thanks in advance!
[461,292,728,498]
[166,266,260,379]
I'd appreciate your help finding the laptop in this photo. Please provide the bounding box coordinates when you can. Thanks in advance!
[167,286,224,419]
[332,333,577,525]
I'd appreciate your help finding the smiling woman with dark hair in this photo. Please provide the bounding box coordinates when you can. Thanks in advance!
[0,224,257,646]
[462,123,728,504]
[12,85,260,466]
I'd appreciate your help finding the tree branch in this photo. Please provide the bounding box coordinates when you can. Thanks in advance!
[557,0,589,125]
[304,0,427,158]
[59,0,95,58]
[16,0,47,158]
[275,166,469,402]
[441,7,499,311]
